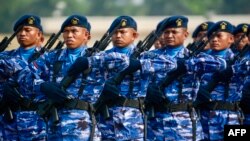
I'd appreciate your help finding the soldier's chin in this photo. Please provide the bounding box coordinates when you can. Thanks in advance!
[66,44,78,49]
[211,46,222,51]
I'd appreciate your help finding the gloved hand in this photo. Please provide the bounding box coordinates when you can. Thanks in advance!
[112,58,141,85]
[161,59,187,88]
[94,79,120,113]
[40,82,72,104]
[100,79,120,102]
[240,81,250,113]
[145,83,169,107]
[212,66,233,82]
[67,57,89,76]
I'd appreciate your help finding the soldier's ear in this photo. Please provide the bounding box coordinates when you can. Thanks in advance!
[183,29,189,39]
[84,30,91,40]
[132,30,139,39]
[88,34,91,40]
[228,33,234,44]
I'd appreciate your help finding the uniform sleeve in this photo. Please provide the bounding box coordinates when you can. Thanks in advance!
[232,58,250,76]
[30,51,53,81]
[15,68,45,102]
[185,53,227,74]
[139,51,177,74]
[88,51,129,72]
[0,57,25,79]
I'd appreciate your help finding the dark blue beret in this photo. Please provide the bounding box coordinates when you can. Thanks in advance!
[108,16,137,33]
[13,14,43,32]
[248,24,250,35]
[60,15,90,32]
[192,21,215,38]
[207,21,234,38]
[233,23,249,35]
[155,19,168,33]
[161,15,188,31]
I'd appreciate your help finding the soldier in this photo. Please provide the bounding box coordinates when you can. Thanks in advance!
[30,14,107,140]
[144,16,227,141]
[2,14,44,61]
[233,23,249,53]
[197,21,242,140]
[191,21,214,54]
[0,14,47,140]
[93,15,148,141]
[238,25,250,125]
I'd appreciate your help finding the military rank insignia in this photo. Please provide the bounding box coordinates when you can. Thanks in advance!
[201,23,208,30]
[121,19,127,27]
[242,24,248,33]
[27,17,35,25]
[220,22,227,30]
[71,17,79,25]
[176,18,182,27]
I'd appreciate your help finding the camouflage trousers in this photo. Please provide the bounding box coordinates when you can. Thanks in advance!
[47,109,101,141]
[97,107,144,141]
[1,111,47,141]
[200,110,240,141]
[147,111,204,141]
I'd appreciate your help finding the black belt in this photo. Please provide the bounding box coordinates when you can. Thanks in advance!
[8,102,38,112]
[65,99,94,111]
[201,101,240,111]
[108,97,142,109]
[156,102,193,112]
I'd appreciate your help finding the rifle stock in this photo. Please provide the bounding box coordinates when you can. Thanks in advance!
[45,31,61,52]
[86,19,127,57]
[27,33,56,63]
[53,41,64,50]
[0,26,22,52]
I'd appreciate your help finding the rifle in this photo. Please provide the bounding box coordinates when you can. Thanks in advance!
[0,26,22,52]
[28,31,62,63]
[60,19,127,89]
[230,33,247,54]
[84,19,127,57]
[2,82,33,121]
[186,33,209,56]
[195,34,250,105]
[94,19,167,119]
[39,19,127,125]
[144,31,220,118]
[44,31,62,52]
[53,41,64,50]
[159,31,219,89]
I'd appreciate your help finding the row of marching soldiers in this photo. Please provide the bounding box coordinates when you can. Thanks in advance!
[0,13,249,141]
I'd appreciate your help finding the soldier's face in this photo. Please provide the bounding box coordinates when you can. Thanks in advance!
[63,26,90,49]
[194,31,210,50]
[16,26,42,48]
[234,33,249,50]
[209,32,234,51]
[112,28,138,47]
[163,28,189,47]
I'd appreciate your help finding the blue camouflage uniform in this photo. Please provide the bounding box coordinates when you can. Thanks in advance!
[32,15,100,141]
[233,57,250,125]
[32,15,131,140]
[96,16,147,141]
[198,21,244,141]
[145,16,227,141]
[0,14,47,141]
